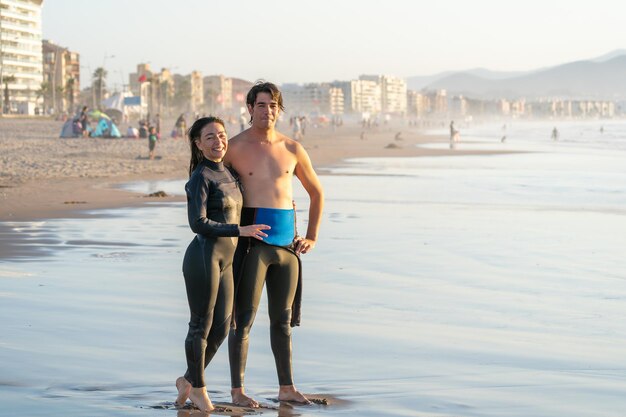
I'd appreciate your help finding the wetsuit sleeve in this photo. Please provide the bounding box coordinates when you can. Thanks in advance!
[186,173,240,237]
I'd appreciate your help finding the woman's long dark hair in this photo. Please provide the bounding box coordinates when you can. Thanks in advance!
[187,116,226,177]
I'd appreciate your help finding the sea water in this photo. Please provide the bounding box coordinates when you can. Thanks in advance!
[1,121,626,416]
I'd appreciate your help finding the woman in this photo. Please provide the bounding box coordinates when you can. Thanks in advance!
[175,116,269,412]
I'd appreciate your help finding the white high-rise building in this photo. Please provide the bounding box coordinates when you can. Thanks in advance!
[0,0,44,115]
[333,79,381,114]
[360,74,407,115]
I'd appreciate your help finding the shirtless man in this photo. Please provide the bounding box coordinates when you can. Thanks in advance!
[225,82,324,407]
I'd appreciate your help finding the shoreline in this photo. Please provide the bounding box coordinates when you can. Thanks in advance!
[0,119,515,223]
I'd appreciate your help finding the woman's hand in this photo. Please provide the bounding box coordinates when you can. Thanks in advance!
[239,224,270,240]
[293,236,316,255]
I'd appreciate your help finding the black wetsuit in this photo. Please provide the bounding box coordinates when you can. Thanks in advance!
[229,207,301,388]
[182,159,241,388]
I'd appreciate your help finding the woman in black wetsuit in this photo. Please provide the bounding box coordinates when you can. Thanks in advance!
[175,116,269,412]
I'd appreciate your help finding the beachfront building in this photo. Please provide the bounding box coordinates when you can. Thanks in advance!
[281,82,344,116]
[203,74,232,113]
[433,90,447,115]
[231,77,253,114]
[129,63,152,116]
[0,0,44,115]
[407,90,431,118]
[42,39,80,115]
[159,68,175,116]
[329,86,344,115]
[189,71,203,113]
[333,79,381,115]
[360,74,407,115]
[450,95,468,118]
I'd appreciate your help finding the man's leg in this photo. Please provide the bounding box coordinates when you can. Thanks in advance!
[265,249,310,404]
[228,246,267,407]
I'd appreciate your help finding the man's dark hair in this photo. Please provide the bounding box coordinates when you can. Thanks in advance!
[246,81,285,122]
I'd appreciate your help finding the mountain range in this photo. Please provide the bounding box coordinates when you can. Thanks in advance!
[407,50,626,100]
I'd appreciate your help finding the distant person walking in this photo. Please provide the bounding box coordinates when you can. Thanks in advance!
[449,120,460,148]
[551,127,559,141]
[292,115,303,140]
[79,106,89,137]
[175,114,187,139]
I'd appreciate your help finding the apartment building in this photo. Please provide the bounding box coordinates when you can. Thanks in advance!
[360,74,407,114]
[282,82,344,115]
[333,79,381,114]
[42,39,79,114]
[0,0,44,114]
[203,74,232,112]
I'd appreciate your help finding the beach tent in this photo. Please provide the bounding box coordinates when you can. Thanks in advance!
[102,91,141,118]
[104,108,123,123]
[59,118,81,138]
[92,117,122,138]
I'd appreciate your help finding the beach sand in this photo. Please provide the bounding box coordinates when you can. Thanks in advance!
[0,117,508,223]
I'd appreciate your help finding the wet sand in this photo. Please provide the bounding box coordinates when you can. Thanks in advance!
[2,119,625,416]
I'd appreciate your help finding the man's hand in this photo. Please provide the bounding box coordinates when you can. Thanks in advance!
[294,236,316,255]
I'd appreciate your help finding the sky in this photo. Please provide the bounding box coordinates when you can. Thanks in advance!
[42,0,626,89]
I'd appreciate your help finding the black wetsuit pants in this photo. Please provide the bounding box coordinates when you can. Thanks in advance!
[229,242,299,387]
[183,235,234,388]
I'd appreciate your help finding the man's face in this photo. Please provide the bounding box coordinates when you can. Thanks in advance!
[248,92,280,129]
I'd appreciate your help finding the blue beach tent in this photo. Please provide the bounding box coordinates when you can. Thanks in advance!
[92,117,122,138]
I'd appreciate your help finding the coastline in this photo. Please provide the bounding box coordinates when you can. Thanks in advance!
[0,118,514,223]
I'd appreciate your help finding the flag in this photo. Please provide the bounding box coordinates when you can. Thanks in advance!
[138,74,147,83]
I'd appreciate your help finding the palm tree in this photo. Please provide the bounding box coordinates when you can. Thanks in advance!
[3,75,16,114]
[92,67,107,108]
[66,78,76,113]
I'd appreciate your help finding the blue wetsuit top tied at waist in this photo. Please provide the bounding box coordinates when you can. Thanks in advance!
[251,207,295,246]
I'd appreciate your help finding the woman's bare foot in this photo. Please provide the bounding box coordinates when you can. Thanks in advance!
[175,376,191,406]
[231,387,259,407]
[278,385,311,404]
[189,386,214,412]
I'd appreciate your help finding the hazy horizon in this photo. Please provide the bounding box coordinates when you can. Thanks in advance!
[42,0,626,88]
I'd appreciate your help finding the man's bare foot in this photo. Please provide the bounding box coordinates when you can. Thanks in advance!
[188,386,214,412]
[278,385,311,404]
[175,376,191,406]
[231,387,259,408]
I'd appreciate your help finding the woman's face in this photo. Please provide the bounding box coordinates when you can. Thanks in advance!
[195,122,228,162]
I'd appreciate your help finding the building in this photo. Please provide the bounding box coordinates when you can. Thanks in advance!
[231,77,253,113]
[407,90,430,118]
[333,79,381,114]
[189,71,203,112]
[159,68,174,116]
[129,63,153,116]
[169,70,204,113]
[0,0,44,115]
[281,82,344,116]
[203,74,232,112]
[360,75,407,115]
[42,39,80,114]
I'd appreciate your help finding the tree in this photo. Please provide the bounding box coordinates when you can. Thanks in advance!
[173,78,191,111]
[66,78,76,113]
[3,75,16,114]
[38,81,52,110]
[92,67,107,108]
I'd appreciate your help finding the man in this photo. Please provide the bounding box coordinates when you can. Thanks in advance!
[225,82,324,407]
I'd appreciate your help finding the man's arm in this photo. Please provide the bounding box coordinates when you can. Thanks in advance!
[293,143,324,254]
